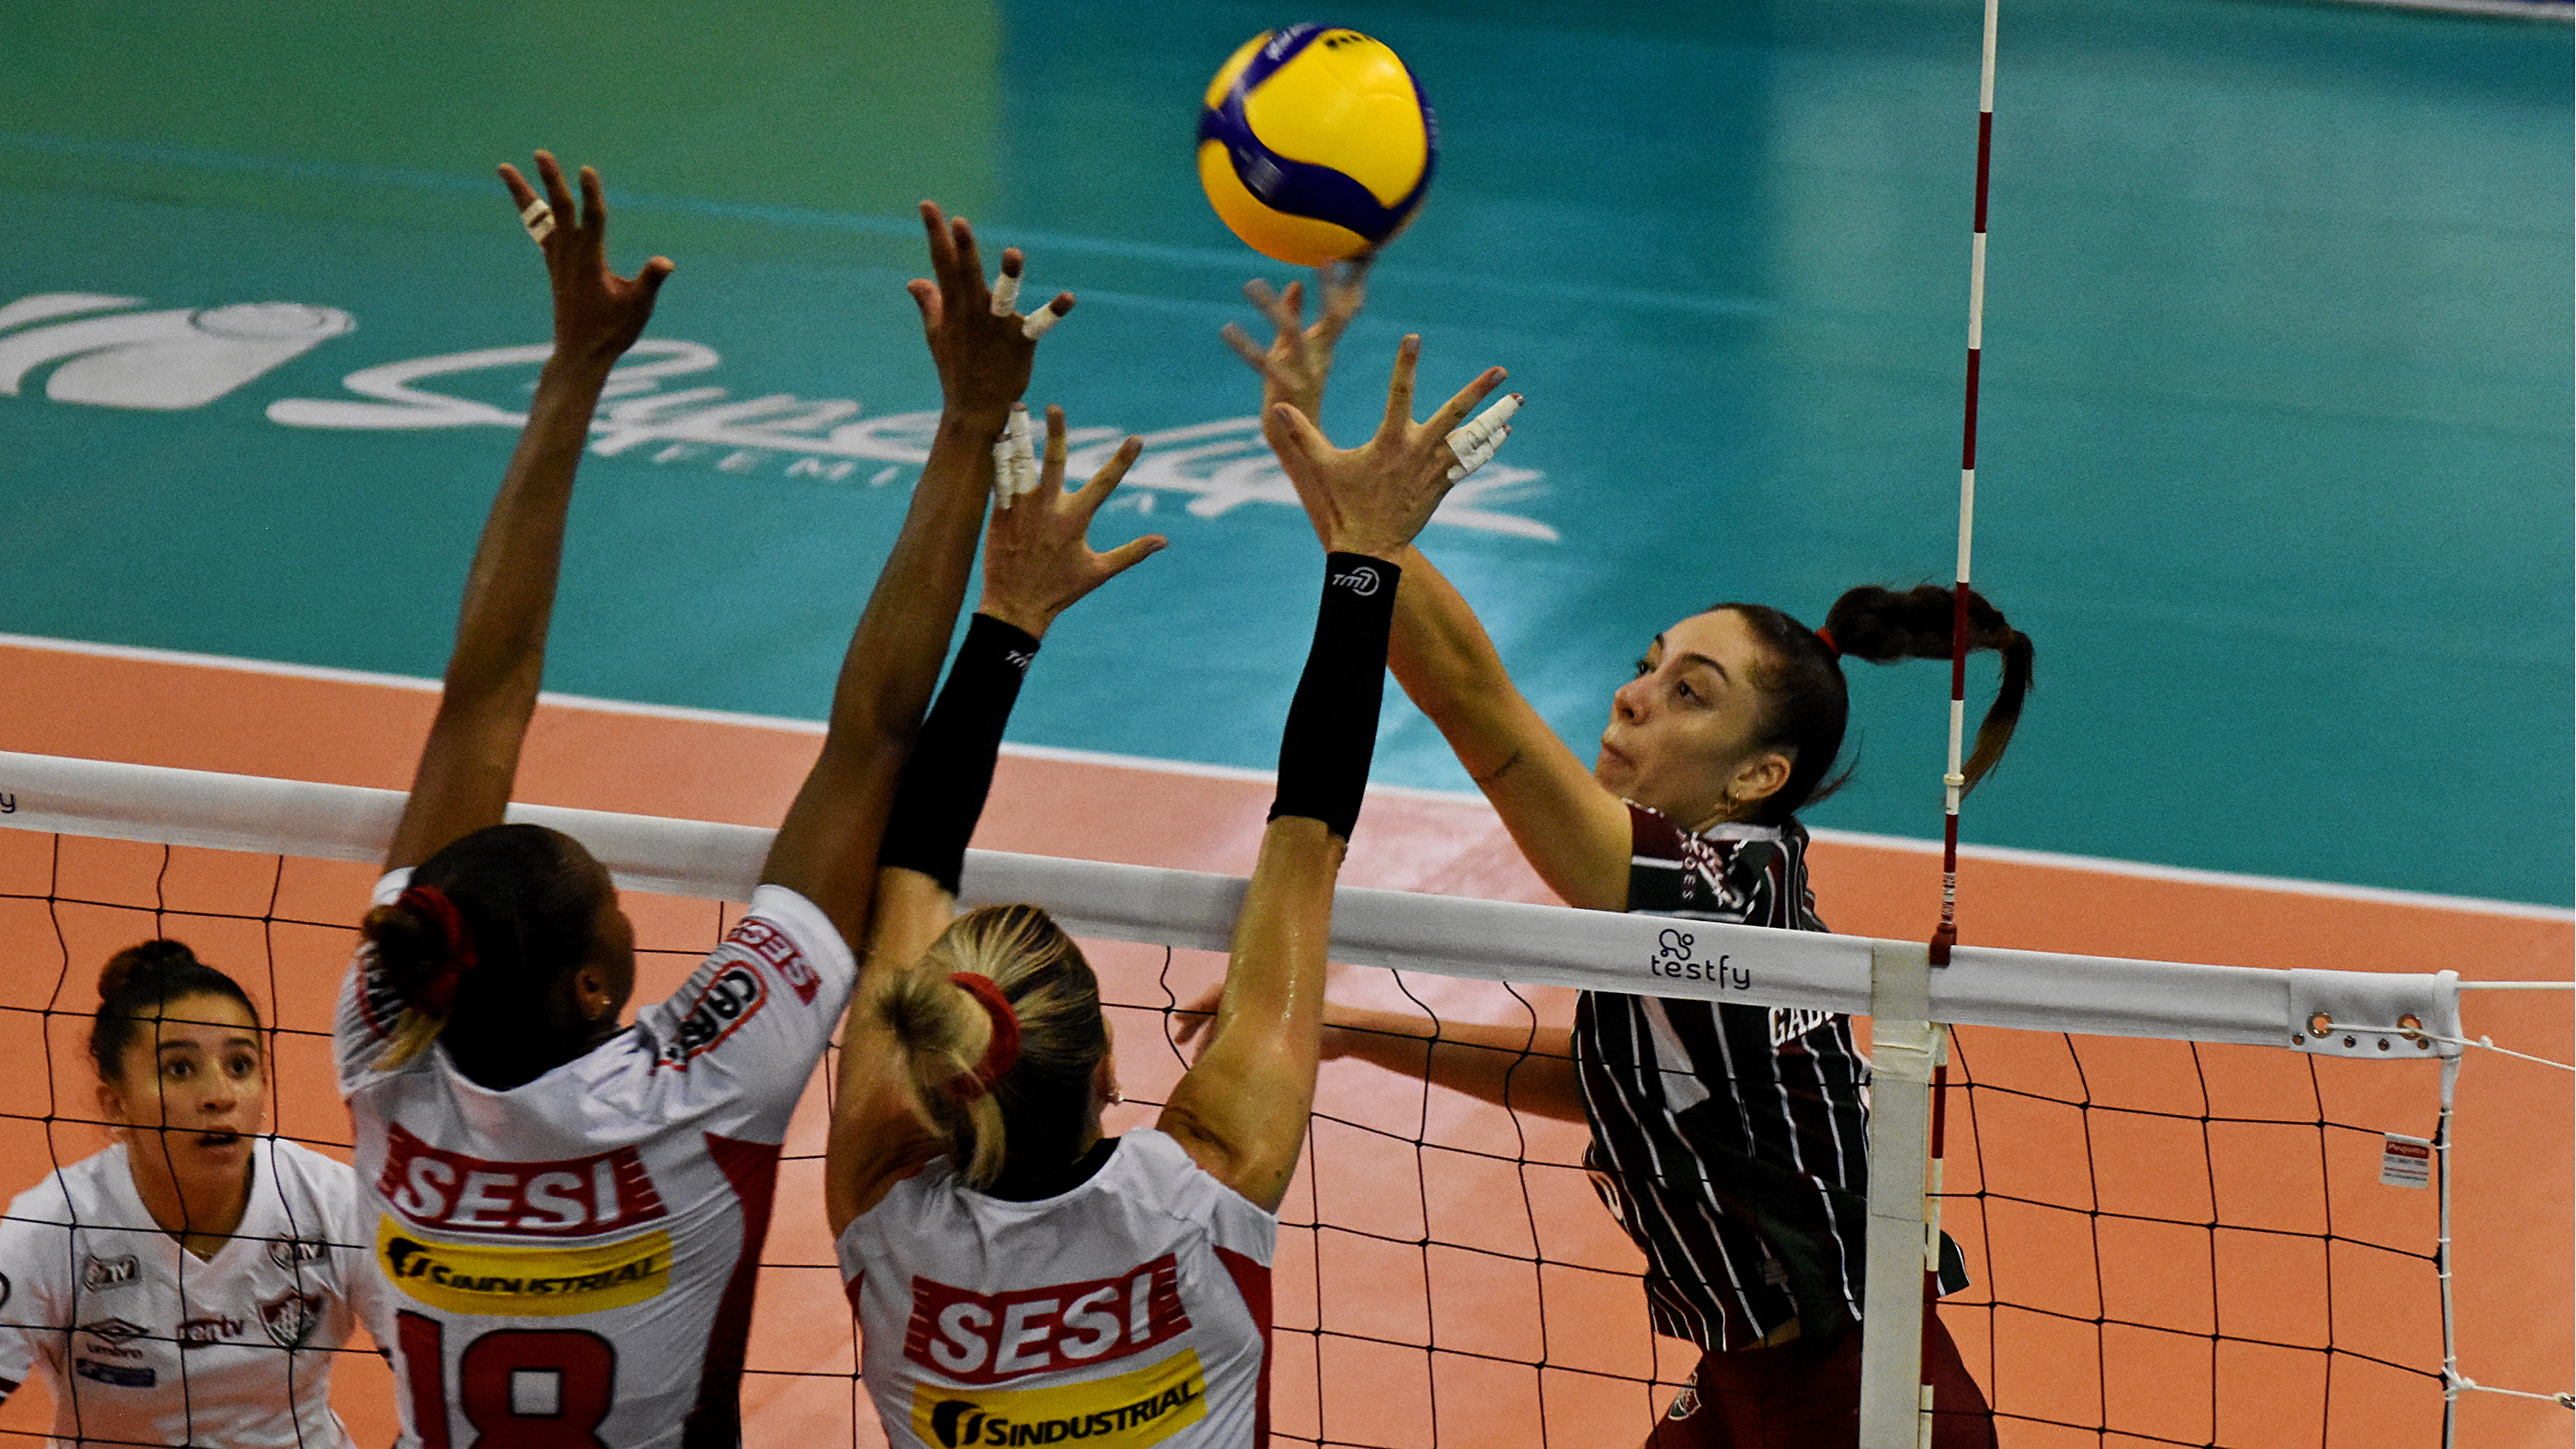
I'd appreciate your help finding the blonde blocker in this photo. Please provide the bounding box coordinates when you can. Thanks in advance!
[879,904,1109,1189]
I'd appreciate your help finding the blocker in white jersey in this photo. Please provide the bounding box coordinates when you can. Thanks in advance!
[339,870,857,1449]
[837,1130,1274,1449]
[0,1137,375,1449]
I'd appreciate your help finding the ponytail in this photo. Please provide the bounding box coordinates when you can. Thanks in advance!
[1724,585,2033,824]
[91,941,260,1082]
[357,824,608,1087]
[1820,584,2032,792]
[878,904,1108,1190]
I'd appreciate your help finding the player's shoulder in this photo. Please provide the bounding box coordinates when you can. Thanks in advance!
[260,1137,360,1195]
[1100,1130,1263,1226]
[4,1144,124,1225]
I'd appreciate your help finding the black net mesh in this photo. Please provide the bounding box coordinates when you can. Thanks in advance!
[0,831,2452,1447]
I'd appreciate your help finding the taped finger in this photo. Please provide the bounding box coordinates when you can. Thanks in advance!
[1445,393,1522,458]
[520,199,556,246]
[987,269,1022,317]
[1020,305,1064,341]
[992,403,1040,507]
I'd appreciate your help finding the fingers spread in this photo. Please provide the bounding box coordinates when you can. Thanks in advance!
[1425,367,1510,440]
[1219,321,1270,373]
[578,165,606,234]
[1269,400,1331,471]
[917,202,959,295]
[497,163,538,209]
[1020,294,1072,340]
[1077,437,1146,517]
[632,256,676,302]
[535,152,577,221]
[1038,404,1068,493]
[1376,335,1423,440]
[1097,534,1169,577]
[949,217,988,305]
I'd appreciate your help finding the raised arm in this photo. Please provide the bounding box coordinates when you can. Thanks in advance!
[759,207,1077,949]
[387,153,671,870]
[1224,274,1627,911]
[1158,337,1506,1211]
[823,412,1158,1234]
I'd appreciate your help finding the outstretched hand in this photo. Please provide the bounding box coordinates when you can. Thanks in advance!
[977,407,1166,639]
[1221,259,1371,431]
[1268,336,1512,560]
[909,203,1074,424]
[498,152,672,372]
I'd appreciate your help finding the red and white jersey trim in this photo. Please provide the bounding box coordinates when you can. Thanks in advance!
[839,1130,1274,1449]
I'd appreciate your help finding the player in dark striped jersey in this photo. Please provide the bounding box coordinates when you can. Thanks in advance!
[1221,271,2030,1449]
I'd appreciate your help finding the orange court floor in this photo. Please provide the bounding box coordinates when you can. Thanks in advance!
[0,636,2567,1449]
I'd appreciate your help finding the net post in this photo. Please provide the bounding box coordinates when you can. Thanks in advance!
[1860,937,1939,1448]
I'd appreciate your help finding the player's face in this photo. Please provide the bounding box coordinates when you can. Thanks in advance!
[1597,609,1790,824]
[106,994,264,1170]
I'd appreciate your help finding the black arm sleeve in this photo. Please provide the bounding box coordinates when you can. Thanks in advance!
[1268,553,1401,841]
[878,613,1040,895]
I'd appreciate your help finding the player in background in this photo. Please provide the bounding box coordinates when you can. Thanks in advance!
[0,941,381,1449]
[824,341,1508,1449]
[336,150,1073,1449]
[1217,271,2019,1449]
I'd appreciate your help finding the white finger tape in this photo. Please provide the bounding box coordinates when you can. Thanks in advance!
[519,200,556,245]
[993,403,1039,506]
[1020,306,1063,341]
[1445,392,1522,458]
[1443,425,1510,483]
[988,270,1022,317]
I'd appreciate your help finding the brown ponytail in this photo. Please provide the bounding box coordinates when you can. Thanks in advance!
[878,904,1108,1190]
[92,941,260,1082]
[1722,585,2033,824]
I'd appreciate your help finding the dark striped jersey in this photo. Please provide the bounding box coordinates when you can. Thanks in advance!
[1573,804,1873,1353]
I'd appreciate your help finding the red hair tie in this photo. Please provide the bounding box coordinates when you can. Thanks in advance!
[394,884,479,1017]
[946,973,1023,1100]
[1814,627,1842,659]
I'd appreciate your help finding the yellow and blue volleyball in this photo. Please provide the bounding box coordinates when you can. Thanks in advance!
[1196,26,1436,267]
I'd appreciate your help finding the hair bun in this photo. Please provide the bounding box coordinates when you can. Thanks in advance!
[99,939,203,1003]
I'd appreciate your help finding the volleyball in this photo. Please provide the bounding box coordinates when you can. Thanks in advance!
[1195,25,1437,267]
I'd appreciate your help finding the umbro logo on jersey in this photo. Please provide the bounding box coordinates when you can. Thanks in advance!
[79,1253,139,1291]
[658,962,769,1069]
[78,1318,149,1346]
[726,918,822,1005]
[904,1254,1190,1386]
[379,1122,669,1239]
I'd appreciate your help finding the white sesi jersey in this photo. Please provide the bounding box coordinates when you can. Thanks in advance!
[837,1130,1275,1449]
[0,1137,378,1449]
[338,870,857,1449]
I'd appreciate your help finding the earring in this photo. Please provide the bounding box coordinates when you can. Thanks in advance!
[1108,1084,1125,1106]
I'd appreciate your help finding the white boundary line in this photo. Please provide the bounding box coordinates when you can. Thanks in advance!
[5,632,2568,925]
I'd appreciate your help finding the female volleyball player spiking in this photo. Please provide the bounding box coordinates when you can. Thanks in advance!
[336,150,1075,1449]
[822,339,1507,1449]
[1217,272,2024,1449]
[0,942,383,1449]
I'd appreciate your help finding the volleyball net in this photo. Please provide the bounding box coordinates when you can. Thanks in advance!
[1,749,2567,1448]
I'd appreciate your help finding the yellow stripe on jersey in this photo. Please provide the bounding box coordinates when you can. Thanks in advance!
[374,1216,671,1317]
[908,1348,1207,1448]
